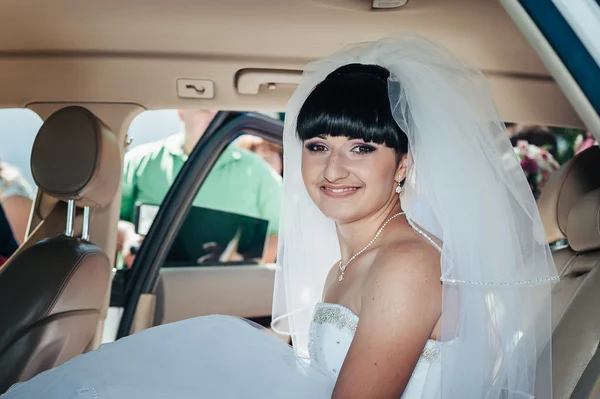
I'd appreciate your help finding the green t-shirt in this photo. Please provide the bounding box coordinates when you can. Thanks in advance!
[120,133,282,235]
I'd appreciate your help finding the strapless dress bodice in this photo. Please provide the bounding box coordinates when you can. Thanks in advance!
[308,302,443,397]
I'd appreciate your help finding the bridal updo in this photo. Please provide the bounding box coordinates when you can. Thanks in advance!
[296,63,409,160]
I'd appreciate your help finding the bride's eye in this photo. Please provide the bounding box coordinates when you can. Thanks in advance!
[351,144,376,154]
[305,143,328,152]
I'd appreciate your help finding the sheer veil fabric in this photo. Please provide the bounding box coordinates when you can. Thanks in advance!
[271,33,558,398]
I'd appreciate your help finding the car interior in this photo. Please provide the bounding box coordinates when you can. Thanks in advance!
[0,0,598,397]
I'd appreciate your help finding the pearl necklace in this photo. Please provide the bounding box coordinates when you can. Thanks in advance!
[338,211,405,282]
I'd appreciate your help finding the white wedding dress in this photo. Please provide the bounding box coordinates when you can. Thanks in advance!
[309,302,442,397]
[3,303,442,398]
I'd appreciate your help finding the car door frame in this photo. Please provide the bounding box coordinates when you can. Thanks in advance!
[116,111,284,339]
[500,0,600,135]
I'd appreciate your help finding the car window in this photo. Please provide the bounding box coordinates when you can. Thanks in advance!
[508,122,591,190]
[0,108,42,190]
[0,108,41,243]
[117,110,283,269]
[507,122,594,246]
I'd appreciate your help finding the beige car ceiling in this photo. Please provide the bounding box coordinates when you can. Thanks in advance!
[0,0,583,127]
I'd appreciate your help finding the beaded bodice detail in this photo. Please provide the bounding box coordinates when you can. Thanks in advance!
[308,302,443,396]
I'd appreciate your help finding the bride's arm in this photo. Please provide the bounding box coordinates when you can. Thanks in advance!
[332,241,442,399]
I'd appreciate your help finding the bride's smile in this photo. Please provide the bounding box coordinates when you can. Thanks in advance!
[320,184,361,198]
[301,135,402,223]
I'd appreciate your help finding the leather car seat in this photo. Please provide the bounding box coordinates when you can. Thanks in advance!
[0,106,121,393]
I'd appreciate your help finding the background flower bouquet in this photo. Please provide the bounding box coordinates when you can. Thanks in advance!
[514,140,560,199]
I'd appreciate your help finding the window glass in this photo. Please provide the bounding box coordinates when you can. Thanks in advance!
[117,110,283,269]
[507,123,595,247]
[508,123,592,196]
[0,108,42,244]
[0,108,42,188]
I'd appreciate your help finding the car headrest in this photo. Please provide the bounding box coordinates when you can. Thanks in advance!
[538,146,600,243]
[30,106,121,209]
[567,188,600,252]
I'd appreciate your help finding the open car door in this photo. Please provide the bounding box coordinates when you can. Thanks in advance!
[110,112,284,341]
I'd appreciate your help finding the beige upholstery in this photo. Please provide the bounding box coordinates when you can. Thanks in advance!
[567,189,600,252]
[534,146,600,398]
[31,106,121,209]
[0,106,120,393]
[538,146,600,244]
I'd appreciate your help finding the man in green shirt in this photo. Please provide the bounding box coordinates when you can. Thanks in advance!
[118,110,282,266]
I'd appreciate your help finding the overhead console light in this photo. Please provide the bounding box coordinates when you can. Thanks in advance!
[372,0,409,9]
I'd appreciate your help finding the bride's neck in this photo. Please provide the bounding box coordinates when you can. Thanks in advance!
[336,200,402,262]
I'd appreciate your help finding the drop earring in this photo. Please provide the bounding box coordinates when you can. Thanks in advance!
[395,175,403,195]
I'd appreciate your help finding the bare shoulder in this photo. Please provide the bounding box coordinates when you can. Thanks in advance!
[358,236,443,339]
[332,238,442,398]
[363,238,441,300]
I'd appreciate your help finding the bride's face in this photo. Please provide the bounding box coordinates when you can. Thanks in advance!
[301,135,400,222]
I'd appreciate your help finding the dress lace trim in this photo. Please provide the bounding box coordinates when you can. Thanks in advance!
[309,303,441,364]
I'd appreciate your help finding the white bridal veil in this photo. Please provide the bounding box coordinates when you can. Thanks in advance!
[271,33,558,398]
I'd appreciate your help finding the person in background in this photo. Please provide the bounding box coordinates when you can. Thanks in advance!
[236,135,283,175]
[118,110,282,267]
[510,124,558,159]
[0,160,33,244]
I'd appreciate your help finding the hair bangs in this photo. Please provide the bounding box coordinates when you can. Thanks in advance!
[296,64,407,153]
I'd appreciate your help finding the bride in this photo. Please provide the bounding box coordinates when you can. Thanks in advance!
[3,33,557,399]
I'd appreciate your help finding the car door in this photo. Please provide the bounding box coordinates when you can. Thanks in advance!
[111,111,285,340]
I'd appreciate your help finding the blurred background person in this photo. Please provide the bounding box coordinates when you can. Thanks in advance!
[118,110,282,267]
[236,134,283,176]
